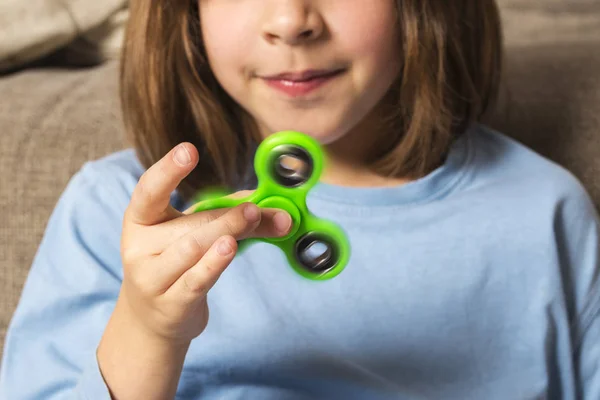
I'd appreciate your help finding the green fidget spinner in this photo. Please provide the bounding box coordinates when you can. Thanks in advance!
[191,131,350,280]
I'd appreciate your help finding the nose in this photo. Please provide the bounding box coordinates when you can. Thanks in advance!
[262,1,324,45]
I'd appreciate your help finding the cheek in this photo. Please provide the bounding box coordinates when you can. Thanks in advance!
[330,3,401,71]
[200,8,256,83]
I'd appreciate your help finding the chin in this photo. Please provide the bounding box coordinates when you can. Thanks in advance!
[264,118,353,146]
[304,130,348,145]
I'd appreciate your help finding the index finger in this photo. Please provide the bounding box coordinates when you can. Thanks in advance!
[126,143,199,226]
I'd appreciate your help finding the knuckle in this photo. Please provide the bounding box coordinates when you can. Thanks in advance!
[180,232,205,260]
[121,233,145,264]
[179,238,198,260]
[202,259,222,278]
[220,211,247,236]
[221,217,238,236]
[120,227,156,263]
[132,263,165,296]
[126,268,152,294]
[157,158,171,181]
[182,271,208,296]
[121,245,142,264]
[133,176,154,208]
[201,210,220,225]
[178,216,197,233]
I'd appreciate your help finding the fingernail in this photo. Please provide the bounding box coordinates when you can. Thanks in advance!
[274,211,292,233]
[243,204,260,222]
[174,145,191,165]
[217,239,232,256]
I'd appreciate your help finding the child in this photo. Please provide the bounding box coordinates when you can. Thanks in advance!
[1,0,599,399]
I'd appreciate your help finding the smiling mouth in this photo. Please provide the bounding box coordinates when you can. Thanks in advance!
[261,69,345,97]
[263,69,344,81]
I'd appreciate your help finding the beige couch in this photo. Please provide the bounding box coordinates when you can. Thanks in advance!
[1,2,600,359]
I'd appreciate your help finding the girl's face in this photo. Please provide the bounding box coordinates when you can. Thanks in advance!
[199,0,402,144]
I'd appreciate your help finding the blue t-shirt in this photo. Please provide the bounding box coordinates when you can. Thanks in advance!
[1,124,599,399]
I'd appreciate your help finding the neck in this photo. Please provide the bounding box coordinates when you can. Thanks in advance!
[320,110,410,189]
[319,153,410,188]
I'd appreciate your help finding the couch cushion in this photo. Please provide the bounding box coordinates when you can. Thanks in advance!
[491,1,600,197]
[0,1,127,72]
[498,0,600,47]
[0,62,125,350]
[486,38,600,209]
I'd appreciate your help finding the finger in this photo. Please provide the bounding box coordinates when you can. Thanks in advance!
[167,235,237,301]
[140,207,232,254]
[182,190,255,215]
[151,202,262,290]
[248,208,292,238]
[150,206,292,253]
[226,190,254,199]
[126,143,199,226]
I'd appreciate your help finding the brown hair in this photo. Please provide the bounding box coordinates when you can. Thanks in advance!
[120,0,503,202]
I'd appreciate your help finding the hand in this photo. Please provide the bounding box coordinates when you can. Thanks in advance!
[117,142,292,344]
[97,143,292,399]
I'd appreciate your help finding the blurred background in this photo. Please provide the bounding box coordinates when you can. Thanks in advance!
[1,0,599,358]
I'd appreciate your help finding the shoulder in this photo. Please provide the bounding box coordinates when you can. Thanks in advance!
[68,148,186,213]
[69,149,144,212]
[82,148,145,184]
[457,124,599,259]
[45,149,186,266]
[34,149,186,282]
[463,126,600,319]
[465,124,594,211]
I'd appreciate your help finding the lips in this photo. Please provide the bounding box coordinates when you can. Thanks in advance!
[263,69,343,82]
[261,68,345,97]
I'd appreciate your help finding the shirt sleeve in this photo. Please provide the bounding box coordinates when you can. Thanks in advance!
[557,177,600,399]
[0,161,132,399]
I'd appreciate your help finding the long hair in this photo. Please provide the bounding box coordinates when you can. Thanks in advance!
[120,0,503,202]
